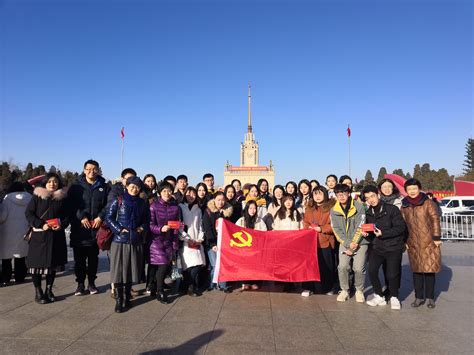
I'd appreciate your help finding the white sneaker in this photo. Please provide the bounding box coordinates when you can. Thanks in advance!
[301,290,313,297]
[355,290,365,303]
[337,290,349,302]
[390,297,401,310]
[366,294,387,307]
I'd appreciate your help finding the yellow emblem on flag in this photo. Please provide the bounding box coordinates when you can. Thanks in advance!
[230,230,253,248]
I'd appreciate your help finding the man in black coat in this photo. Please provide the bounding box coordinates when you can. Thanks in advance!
[362,185,406,310]
[68,160,110,296]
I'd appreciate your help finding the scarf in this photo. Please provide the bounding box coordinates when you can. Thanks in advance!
[246,195,267,207]
[406,193,425,206]
[123,191,141,230]
[381,193,399,205]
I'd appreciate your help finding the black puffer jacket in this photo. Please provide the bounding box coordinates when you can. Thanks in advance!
[25,187,69,268]
[366,202,406,252]
[68,175,110,248]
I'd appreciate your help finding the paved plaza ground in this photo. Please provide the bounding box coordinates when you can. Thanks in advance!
[0,242,473,354]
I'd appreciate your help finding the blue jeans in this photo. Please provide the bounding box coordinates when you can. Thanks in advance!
[207,249,226,289]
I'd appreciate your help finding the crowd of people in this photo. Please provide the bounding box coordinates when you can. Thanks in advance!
[0,159,443,313]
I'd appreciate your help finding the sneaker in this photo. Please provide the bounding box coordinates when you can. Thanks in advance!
[75,283,87,296]
[390,297,401,310]
[88,283,98,295]
[355,290,365,303]
[367,294,387,307]
[301,290,313,297]
[337,290,349,302]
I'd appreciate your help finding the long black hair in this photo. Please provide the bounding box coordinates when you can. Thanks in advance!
[183,186,198,209]
[196,182,209,208]
[285,181,298,199]
[277,193,302,222]
[224,184,237,202]
[271,185,285,207]
[243,200,258,229]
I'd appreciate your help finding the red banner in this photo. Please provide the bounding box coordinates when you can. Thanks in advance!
[454,180,474,196]
[214,219,320,283]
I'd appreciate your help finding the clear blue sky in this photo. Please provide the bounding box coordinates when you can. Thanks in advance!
[1,0,472,185]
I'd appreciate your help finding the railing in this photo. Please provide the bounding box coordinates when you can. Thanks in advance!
[441,214,474,240]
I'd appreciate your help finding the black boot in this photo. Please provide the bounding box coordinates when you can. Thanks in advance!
[115,285,124,313]
[123,283,132,309]
[35,287,48,304]
[157,291,169,304]
[45,285,56,303]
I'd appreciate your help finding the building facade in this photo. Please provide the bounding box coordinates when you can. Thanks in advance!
[224,85,275,189]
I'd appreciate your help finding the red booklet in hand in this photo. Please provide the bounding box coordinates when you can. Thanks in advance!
[46,218,61,228]
[168,221,182,230]
[361,223,375,232]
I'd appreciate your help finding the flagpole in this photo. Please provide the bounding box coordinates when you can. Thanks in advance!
[348,124,352,176]
[121,127,124,173]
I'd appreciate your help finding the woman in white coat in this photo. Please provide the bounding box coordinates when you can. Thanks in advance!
[0,182,32,285]
[272,193,304,292]
[179,187,206,297]
[236,200,267,291]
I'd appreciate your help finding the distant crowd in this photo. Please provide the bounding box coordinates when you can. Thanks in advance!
[0,159,443,313]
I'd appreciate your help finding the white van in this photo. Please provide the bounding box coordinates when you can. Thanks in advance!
[440,196,474,215]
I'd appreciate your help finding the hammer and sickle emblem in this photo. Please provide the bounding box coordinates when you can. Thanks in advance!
[230,230,253,248]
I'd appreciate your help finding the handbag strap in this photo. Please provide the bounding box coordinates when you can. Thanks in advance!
[39,207,51,220]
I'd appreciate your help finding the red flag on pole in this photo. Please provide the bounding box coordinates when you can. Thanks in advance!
[347,125,351,137]
[120,127,125,139]
[214,219,320,283]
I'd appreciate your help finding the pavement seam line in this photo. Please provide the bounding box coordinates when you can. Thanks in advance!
[133,290,186,353]
[319,301,345,352]
[203,291,228,354]
[269,291,278,354]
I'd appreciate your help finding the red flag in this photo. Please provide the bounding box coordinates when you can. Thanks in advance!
[347,125,351,137]
[120,127,125,139]
[454,180,474,196]
[214,219,320,283]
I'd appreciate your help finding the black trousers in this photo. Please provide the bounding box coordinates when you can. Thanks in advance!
[302,247,335,293]
[73,245,99,284]
[319,247,336,293]
[2,258,27,283]
[184,266,202,290]
[368,249,403,298]
[154,264,170,292]
[413,272,436,300]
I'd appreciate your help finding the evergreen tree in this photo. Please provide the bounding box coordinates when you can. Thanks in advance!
[392,169,406,178]
[24,163,34,181]
[463,138,473,174]
[364,170,375,184]
[0,162,12,191]
[377,167,387,183]
[49,165,57,174]
[413,164,422,182]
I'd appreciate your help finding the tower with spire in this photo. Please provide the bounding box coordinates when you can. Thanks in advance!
[241,84,259,166]
[224,84,275,189]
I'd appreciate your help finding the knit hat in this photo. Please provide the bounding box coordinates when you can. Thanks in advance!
[126,176,143,189]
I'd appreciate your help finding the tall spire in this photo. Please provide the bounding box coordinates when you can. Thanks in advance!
[247,83,252,133]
